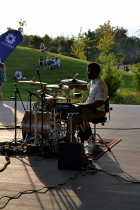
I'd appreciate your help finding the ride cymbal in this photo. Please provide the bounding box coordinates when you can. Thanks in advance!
[46,84,70,90]
[61,78,87,84]
[19,79,47,85]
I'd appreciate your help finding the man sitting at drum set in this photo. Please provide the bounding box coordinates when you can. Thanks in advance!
[69,62,108,141]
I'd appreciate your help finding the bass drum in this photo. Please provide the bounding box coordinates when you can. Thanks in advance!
[22,111,53,139]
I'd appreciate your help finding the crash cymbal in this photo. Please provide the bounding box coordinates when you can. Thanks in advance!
[45,96,66,100]
[61,78,87,84]
[46,84,70,90]
[37,88,52,93]
[19,79,47,85]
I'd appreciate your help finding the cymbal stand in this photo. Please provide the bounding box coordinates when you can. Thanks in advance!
[67,113,73,142]
[11,84,26,145]
[37,69,44,143]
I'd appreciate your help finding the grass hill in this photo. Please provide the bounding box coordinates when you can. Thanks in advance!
[2,46,140,104]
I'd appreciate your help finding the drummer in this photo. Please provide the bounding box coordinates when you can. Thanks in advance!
[69,62,108,141]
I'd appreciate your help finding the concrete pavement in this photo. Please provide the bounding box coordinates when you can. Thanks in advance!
[0,101,140,210]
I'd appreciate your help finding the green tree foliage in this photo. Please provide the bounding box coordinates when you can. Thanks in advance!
[28,35,43,49]
[84,30,100,61]
[132,63,140,91]
[6,27,14,31]
[4,19,140,65]
[96,20,117,64]
[96,21,122,97]
[102,57,122,97]
[17,18,27,35]
[71,28,87,60]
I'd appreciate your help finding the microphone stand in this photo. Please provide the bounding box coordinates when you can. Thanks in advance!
[37,69,44,142]
[26,90,39,144]
[10,84,26,145]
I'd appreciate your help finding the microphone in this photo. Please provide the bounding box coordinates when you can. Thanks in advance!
[26,90,38,98]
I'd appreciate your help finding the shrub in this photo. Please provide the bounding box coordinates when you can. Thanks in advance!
[132,63,140,91]
[102,59,122,98]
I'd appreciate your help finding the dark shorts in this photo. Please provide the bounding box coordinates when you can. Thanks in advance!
[0,81,4,88]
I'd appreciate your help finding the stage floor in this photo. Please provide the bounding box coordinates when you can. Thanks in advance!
[0,101,140,210]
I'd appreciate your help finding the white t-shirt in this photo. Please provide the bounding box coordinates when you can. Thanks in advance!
[87,76,108,111]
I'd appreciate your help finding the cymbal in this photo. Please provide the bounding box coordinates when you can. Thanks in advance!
[46,84,70,90]
[19,79,47,85]
[61,78,87,84]
[37,88,52,93]
[45,96,66,100]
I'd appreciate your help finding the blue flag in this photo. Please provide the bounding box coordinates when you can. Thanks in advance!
[0,30,23,62]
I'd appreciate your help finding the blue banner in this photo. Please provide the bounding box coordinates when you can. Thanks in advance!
[0,30,23,62]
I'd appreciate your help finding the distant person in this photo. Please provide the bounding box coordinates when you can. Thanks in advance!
[123,66,126,71]
[117,65,119,69]
[46,56,54,70]
[14,69,22,80]
[40,43,46,52]
[0,58,6,101]
[39,56,44,66]
[54,57,60,68]
[126,66,129,72]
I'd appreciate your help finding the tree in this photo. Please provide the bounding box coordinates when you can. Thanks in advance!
[96,21,122,97]
[71,28,86,60]
[96,20,117,64]
[132,63,140,91]
[28,35,43,49]
[6,27,14,31]
[84,29,100,61]
[17,18,27,35]
[102,56,122,97]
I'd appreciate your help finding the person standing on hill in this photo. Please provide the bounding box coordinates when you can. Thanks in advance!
[0,58,6,101]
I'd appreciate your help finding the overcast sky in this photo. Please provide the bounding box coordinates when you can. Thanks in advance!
[1,0,140,38]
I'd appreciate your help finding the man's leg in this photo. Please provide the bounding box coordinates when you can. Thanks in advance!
[71,109,105,140]
[0,81,4,101]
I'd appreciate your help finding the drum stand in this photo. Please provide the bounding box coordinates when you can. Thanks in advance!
[10,84,26,145]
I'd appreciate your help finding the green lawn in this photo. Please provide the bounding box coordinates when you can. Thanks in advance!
[2,46,140,104]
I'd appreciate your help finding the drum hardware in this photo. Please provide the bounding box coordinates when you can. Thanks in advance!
[74,91,83,103]
[10,83,26,145]
[61,73,87,84]
[45,96,66,100]
[37,88,52,93]
[74,92,82,98]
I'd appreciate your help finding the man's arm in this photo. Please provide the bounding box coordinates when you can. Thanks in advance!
[69,84,88,90]
[0,66,5,73]
[78,100,104,109]
[0,58,5,73]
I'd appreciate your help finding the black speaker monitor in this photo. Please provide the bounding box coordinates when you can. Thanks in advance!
[58,142,85,170]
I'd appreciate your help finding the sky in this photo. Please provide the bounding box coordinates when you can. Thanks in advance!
[1,0,140,38]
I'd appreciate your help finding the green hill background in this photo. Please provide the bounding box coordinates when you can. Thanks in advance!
[2,46,139,104]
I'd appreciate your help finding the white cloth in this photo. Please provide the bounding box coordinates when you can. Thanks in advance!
[87,76,108,111]
[54,59,60,65]
[14,71,22,80]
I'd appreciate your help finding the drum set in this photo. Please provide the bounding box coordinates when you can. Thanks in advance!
[17,72,87,155]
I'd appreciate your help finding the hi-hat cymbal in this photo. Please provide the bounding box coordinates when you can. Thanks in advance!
[61,78,87,84]
[46,84,70,90]
[19,79,47,85]
[45,96,66,100]
[37,88,52,93]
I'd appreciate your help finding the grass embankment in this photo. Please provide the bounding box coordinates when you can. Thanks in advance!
[2,46,140,104]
